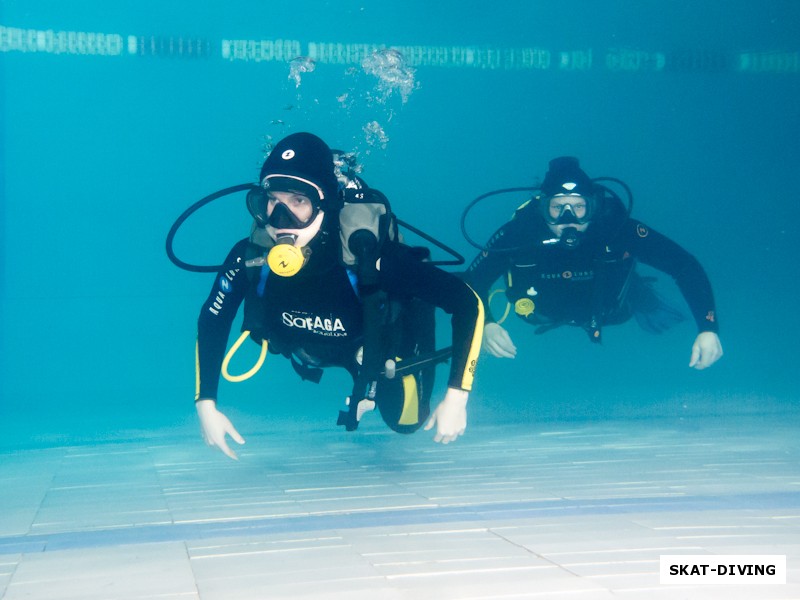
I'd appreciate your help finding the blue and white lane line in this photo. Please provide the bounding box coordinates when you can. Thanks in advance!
[1,491,798,555]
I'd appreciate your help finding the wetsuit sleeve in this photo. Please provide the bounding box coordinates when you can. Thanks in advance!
[461,218,525,323]
[379,244,484,391]
[196,238,251,401]
[627,221,719,333]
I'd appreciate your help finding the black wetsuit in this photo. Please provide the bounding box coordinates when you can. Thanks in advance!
[464,200,718,340]
[197,235,483,432]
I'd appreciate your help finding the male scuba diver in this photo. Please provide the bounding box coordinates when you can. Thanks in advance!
[463,156,722,368]
[194,132,484,459]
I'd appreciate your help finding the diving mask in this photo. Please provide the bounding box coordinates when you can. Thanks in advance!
[246,179,322,230]
[542,193,593,226]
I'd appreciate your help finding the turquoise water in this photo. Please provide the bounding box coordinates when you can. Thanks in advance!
[2,1,799,450]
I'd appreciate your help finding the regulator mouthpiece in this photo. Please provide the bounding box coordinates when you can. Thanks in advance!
[561,226,581,248]
[267,234,309,277]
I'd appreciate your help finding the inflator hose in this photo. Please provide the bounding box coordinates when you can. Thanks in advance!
[165,183,256,272]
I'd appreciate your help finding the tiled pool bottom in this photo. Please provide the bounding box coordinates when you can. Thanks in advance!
[1,415,799,599]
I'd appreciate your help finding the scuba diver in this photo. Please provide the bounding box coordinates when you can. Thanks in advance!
[191,132,483,459]
[462,156,723,368]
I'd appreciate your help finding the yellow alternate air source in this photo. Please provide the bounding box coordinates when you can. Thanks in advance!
[489,288,512,325]
[222,331,268,382]
[514,297,535,317]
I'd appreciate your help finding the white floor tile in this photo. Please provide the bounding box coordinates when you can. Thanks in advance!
[3,542,198,600]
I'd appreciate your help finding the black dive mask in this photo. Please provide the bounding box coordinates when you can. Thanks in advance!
[554,204,581,225]
[246,187,319,229]
[268,201,318,229]
[542,195,594,226]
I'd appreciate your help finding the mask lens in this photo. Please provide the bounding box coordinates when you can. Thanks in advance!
[246,188,317,229]
[546,195,590,225]
[246,187,270,227]
[267,194,317,229]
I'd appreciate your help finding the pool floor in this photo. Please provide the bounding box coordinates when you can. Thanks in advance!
[1,413,799,599]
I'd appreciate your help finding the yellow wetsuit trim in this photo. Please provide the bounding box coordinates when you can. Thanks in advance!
[514,199,532,214]
[459,285,484,391]
[195,341,201,400]
[398,373,420,425]
[222,330,269,382]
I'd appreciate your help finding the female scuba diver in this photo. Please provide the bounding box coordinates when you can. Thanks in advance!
[191,132,484,459]
[461,156,723,369]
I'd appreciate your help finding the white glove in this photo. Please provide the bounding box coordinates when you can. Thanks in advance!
[483,322,517,358]
[424,387,468,444]
[196,399,245,460]
[689,331,723,370]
